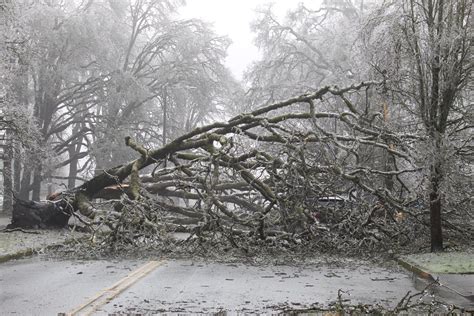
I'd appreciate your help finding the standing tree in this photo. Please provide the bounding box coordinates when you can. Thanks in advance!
[364,0,472,251]
[1,0,43,213]
[0,0,111,200]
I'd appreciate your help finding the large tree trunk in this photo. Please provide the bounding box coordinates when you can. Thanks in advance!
[429,187,443,252]
[429,150,444,252]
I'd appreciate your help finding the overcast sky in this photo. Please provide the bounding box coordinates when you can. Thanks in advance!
[179,0,321,80]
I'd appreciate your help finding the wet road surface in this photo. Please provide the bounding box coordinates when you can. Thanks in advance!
[98,260,418,314]
[1,256,422,314]
[0,257,144,315]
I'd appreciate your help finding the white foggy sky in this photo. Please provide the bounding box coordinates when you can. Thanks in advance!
[179,1,321,80]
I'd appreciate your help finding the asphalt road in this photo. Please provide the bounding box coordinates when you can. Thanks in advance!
[98,259,419,314]
[0,256,422,314]
[0,257,144,315]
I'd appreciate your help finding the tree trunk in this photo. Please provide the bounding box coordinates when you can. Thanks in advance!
[162,87,168,147]
[429,188,443,252]
[19,168,31,199]
[68,124,83,189]
[67,145,80,189]
[162,88,168,168]
[68,156,78,189]
[7,198,70,229]
[13,149,21,193]
[32,167,42,201]
[429,159,443,252]
[2,131,13,215]
[382,100,395,191]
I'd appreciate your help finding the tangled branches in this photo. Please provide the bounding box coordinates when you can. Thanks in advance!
[36,82,472,254]
[279,283,467,315]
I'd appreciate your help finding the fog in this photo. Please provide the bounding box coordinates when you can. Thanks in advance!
[180,0,321,79]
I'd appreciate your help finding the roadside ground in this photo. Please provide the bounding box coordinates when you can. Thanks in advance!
[0,214,85,263]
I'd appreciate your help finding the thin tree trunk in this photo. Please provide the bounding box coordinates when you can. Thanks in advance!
[19,167,31,199]
[382,100,395,191]
[68,124,83,189]
[12,69,28,195]
[13,148,21,193]
[162,87,168,146]
[32,167,42,201]
[2,130,13,215]
[68,154,78,189]
[67,143,79,189]
[162,87,168,167]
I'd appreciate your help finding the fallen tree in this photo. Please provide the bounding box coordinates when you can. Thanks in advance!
[8,82,472,253]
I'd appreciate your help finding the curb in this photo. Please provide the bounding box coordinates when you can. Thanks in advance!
[0,243,63,264]
[396,257,436,282]
[0,248,37,264]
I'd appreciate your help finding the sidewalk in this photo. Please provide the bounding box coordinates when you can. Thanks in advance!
[0,215,83,263]
[397,251,474,310]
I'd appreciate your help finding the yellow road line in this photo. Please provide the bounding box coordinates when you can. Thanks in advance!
[65,260,165,316]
